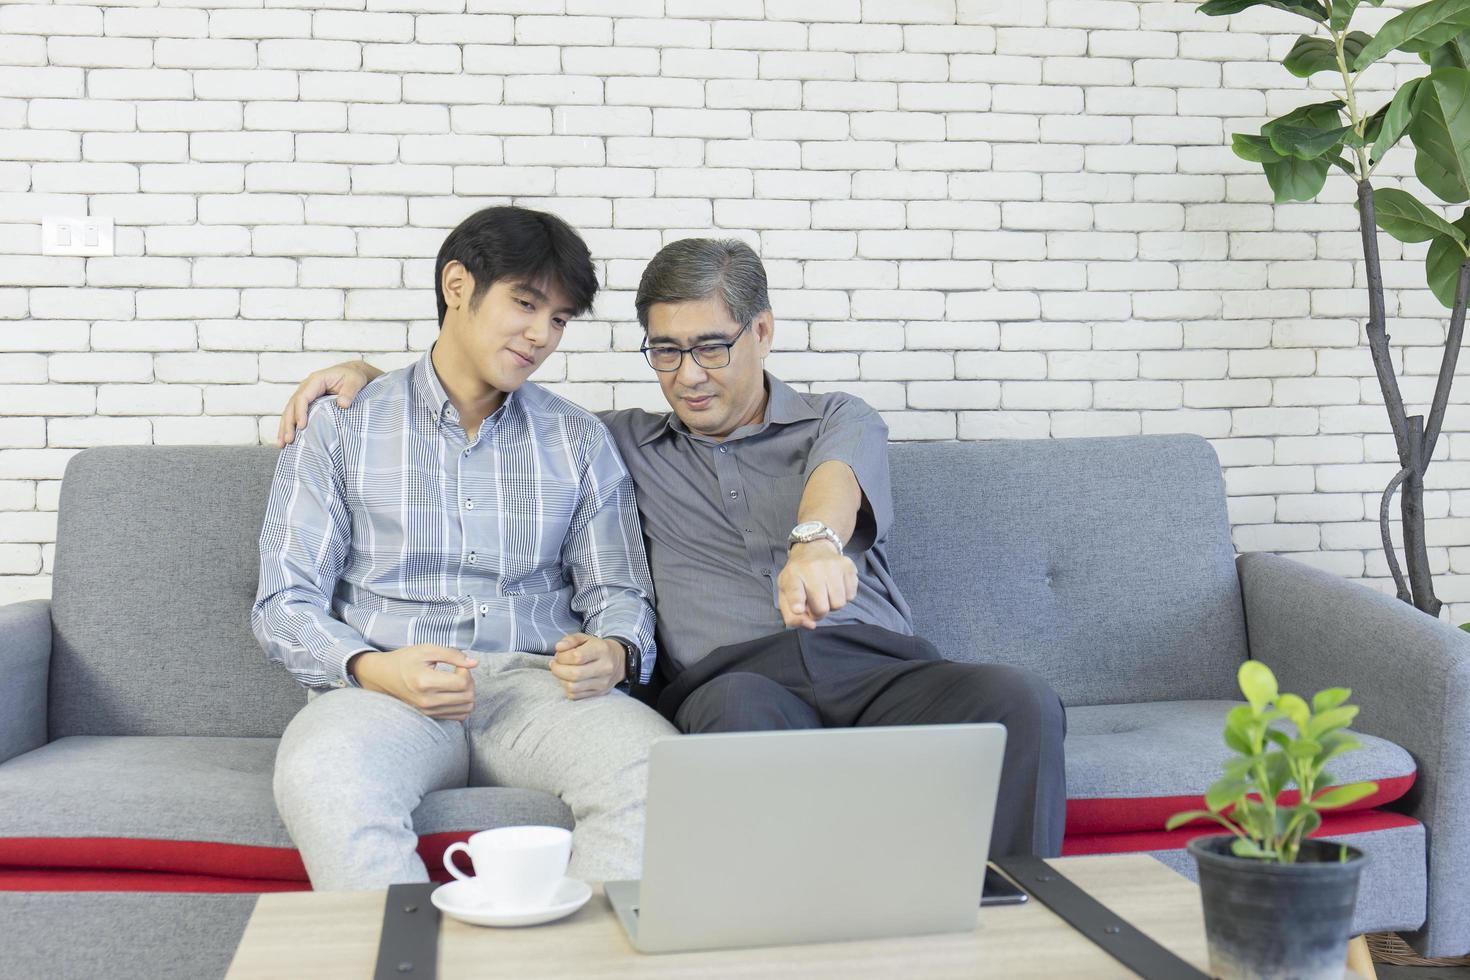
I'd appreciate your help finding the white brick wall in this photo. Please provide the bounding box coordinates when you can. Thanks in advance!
[4,0,1465,621]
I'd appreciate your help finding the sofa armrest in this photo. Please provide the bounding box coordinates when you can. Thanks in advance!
[0,600,51,766]
[1237,552,1470,956]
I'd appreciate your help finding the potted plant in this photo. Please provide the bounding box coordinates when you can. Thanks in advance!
[1168,661,1377,979]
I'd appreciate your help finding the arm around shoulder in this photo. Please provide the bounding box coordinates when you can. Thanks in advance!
[251,403,376,689]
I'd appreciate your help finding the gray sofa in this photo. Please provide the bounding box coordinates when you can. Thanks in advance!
[1,435,1467,960]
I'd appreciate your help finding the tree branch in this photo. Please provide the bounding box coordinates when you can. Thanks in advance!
[1379,464,1413,604]
[1423,260,1470,464]
[1357,179,1412,464]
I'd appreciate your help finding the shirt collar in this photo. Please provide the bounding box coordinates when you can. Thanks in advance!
[412,349,453,421]
[412,346,517,428]
[635,372,822,446]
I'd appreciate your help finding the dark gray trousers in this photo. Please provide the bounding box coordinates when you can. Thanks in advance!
[657,624,1067,859]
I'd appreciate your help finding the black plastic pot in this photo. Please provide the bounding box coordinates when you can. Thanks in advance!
[1188,835,1367,980]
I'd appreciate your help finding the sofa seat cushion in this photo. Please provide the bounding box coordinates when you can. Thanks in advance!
[0,736,573,889]
[1064,700,1416,836]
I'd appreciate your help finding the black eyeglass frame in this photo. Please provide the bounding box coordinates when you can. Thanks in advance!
[639,320,752,373]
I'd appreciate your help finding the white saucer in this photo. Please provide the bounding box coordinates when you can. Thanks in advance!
[431,877,592,927]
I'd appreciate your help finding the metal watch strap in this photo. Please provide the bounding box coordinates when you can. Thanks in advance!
[373,882,441,980]
[789,522,844,552]
[992,857,1209,980]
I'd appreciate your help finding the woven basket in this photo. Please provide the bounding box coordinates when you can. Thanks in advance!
[1367,931,1470,967]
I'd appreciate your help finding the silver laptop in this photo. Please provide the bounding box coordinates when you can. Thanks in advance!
[605,723,1006,954]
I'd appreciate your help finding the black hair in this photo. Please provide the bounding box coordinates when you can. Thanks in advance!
[433,206,598,327]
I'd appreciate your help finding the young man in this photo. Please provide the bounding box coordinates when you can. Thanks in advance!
[280,239,1067,858]
[252,206,675,890]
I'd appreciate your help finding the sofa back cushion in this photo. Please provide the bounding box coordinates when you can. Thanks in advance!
[50,446,304,738]
[887,434,1247,706]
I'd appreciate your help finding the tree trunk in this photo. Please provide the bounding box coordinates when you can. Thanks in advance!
[1357,180,1441,615]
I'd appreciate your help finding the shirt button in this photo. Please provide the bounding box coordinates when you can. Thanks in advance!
[463,448,471,457]
[479,604,488,615]
[464,499,474,510]
[728,489,739,499]
[467,552,477,564]
[719,446,728,454]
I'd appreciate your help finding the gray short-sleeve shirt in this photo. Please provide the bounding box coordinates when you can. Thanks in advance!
[600,374,914,673]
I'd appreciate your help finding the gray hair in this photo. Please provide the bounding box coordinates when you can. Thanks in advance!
[634,238,771,331]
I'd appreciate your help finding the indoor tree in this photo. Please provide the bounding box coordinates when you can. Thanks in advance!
[1198,0,1470,616]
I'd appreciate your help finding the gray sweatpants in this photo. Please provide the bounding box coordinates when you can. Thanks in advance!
[273,651,677,890]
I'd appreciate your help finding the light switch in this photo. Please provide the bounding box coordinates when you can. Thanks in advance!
[42,216,114,257]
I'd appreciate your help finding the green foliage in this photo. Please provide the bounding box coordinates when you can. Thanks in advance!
[1201,0,1470,310]
[1200,0,1328,21]
[1285,32,1372,75]
[1166,662,1377,864]
[1370,77,1422,164]
[1407,68,1470,202]
[1426,209,1470,306]
[1372,186,1467,242]
[1352,0,1470,70]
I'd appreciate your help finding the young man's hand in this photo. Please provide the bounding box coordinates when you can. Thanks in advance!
[550,633,626,700]
[777,540,858,630]
[277,359,384,448]
[349,645,479,721]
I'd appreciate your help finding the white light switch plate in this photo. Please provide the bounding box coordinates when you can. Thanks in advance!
[42,216,114,257]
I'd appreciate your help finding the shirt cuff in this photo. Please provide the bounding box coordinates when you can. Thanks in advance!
[325,642,377,690]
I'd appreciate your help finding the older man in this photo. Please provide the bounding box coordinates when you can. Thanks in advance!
[281,238,1067,857]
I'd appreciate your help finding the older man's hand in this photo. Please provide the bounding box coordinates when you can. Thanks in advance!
[277,359,383,447]
[550,633,627,700]
[777,540,858,630]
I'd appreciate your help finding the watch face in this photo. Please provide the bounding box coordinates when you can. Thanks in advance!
[793,521,823,536]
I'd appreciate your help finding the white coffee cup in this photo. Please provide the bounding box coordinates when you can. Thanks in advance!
[443,826,572,909]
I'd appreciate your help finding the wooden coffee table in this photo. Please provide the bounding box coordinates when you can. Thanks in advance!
[225,854,1222,979]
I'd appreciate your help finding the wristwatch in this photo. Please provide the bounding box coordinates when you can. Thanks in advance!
[788,520,845,553]
[609,636,642,687]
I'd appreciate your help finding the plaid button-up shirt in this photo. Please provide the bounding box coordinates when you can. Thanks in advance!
[251,350,657,690]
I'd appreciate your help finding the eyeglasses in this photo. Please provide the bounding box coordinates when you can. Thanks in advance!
[640,321,751,373]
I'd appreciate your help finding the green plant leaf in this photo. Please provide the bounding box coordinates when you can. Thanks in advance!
[1206,776,1250,811]
[1373,187,1468,242]
[1319,732,1363,763]
[1233,132,1287,164]
[1372,78,1424,164]
[1264,728,1292,749]
[1305,704,1359,738]
[1287,737,1322,760]
[1332,0,1384,30]
[1359,103,1388,146]
[1200,0,1329,21]
[1224,725,1254,755]
[1409,68,1470,203]
[1429,32,1470,68]
[1167,809,1230,831]
[1268,122,1353,159]
[1277,692,1311,732]
[1462,621,1470,632]
[1352,0,1470,70]
[1312,781,1379,809]
[1231,838,1274,859]
[1238,661,1279,712]
[1285,32,1372,75]
[1425,211,1470,306]
[1312,687,1352,713]
[1264,752,1294,798]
